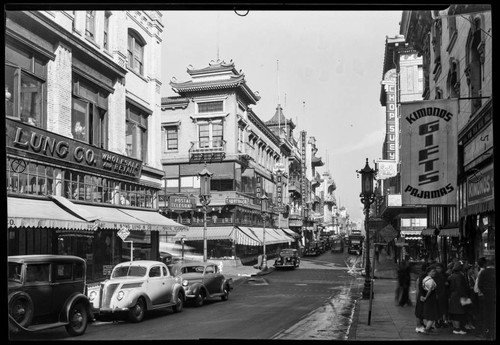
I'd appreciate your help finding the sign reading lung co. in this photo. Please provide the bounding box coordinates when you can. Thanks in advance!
[6,118,142,180]
[400,100,458,205]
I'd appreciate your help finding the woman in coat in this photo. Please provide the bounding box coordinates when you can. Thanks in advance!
[420,265,440,334]
[448,261,468,335]
[414,262,429,333]
[434,262,450,328]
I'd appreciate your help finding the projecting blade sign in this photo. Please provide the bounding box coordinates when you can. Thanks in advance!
[400,99,458,205]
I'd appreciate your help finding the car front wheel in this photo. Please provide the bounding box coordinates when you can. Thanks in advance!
[65,302,88,336]
[128,298,146,323]
[194,290,205,307]
[172,292,184,313]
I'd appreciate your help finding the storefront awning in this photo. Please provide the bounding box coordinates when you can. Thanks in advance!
[438,228,460,237]
[73,204,186,233]
[7,197,94,230]
[422,228,437,236]
[247,227,291,245]
[403,236,422,240]
[173,227,234,241]
[118,208,188,232]
[173,226,262,247]
[281,228,301,239]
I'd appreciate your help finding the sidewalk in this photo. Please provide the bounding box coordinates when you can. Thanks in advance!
[348,278,484,341]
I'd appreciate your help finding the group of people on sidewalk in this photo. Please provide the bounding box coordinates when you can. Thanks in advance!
[395,256,496,339]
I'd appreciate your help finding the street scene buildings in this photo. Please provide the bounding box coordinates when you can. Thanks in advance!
[5,5,494,341]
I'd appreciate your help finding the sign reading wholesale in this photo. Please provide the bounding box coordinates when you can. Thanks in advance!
[400,99,458,205]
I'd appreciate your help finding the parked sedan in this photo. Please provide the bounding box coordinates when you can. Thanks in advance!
[8,255,91,336]
[274,249,300,269]
[169,261,233,307]
[86,260,185,323]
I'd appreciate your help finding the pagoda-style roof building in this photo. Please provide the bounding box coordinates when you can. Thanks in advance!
[266,104,296,130]
[169,59,261,105]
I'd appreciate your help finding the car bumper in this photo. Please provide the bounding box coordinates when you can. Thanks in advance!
[274,263,295,267]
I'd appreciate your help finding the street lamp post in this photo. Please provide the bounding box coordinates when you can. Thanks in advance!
[357,158,377,300]
[260,194,269,270]
[198,165,213,263]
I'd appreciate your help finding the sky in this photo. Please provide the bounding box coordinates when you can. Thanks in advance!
[161,10,403,224]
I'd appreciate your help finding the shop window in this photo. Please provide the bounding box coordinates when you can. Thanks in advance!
[72,76,109,148]
[127,30,145,75]
[6,158,55,195]
[126,104,149,160]
[211,179,234,191]
[5,43,47,127]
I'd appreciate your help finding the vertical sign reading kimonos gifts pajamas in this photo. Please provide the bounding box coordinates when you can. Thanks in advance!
[400,99,458,205]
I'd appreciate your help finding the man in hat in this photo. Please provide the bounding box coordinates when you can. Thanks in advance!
[477,258,496,340]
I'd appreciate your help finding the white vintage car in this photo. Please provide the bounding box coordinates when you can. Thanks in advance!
[87,260,185,323]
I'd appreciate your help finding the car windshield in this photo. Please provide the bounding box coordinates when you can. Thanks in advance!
[179,266,205,274]
[280,250,295,257]
[8,262,23,282]
[111,265,147,278]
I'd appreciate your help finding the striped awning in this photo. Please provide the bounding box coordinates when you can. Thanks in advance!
[173,227,234,241]
[247,227,291,245]
[8,197,94,230]
[281,228,301,239]
[403,236,422,241]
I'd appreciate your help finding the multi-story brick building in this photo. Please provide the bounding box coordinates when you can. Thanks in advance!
[5,10,185,282]
[160,60,294,263]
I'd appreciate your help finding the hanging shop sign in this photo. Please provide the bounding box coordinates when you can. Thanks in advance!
[6,118,142,180]
[381,71,397,160]
[276,170,283,208]
[256,175,262,203]
[225,197,250,205]
[400,99,458,205]
[467,163,494,206]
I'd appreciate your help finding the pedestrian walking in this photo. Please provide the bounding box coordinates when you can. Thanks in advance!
[434,262,450,328]
[448,261,468,335]
[420,265,439,334]
[397,258,412,307]
[473,257,487,336]
[477,258,496,340]
[414,262,429,333]
[462,261,477,331]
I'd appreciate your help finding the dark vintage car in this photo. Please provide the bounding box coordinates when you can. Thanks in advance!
[86,260,185,323]
[348,235,364,255]
[304,241,320,256]
[274,249,300,269]
[8,255,92,336]
[169,261,233,307]
[331,235,344,253]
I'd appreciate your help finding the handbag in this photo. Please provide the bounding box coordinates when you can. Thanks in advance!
[460,297,472,306]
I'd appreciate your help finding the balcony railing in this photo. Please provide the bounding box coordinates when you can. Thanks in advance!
[190,140,226,154]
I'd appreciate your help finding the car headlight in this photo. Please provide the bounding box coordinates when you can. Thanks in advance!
[89,290,97,301]
[182,280,189,287]
[117,290,125,301]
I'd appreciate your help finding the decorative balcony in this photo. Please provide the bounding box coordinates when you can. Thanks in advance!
[189,140,226,162]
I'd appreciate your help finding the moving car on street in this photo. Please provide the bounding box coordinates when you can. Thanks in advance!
[86,260,185,323]
[304,241,321,256]
[8,255,92,337]
[347,235,364,255]
[169,261,233,307]
[274,248,300,269]
[331,235,344,253]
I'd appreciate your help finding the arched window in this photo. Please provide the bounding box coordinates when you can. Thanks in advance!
[127,29,145,75]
